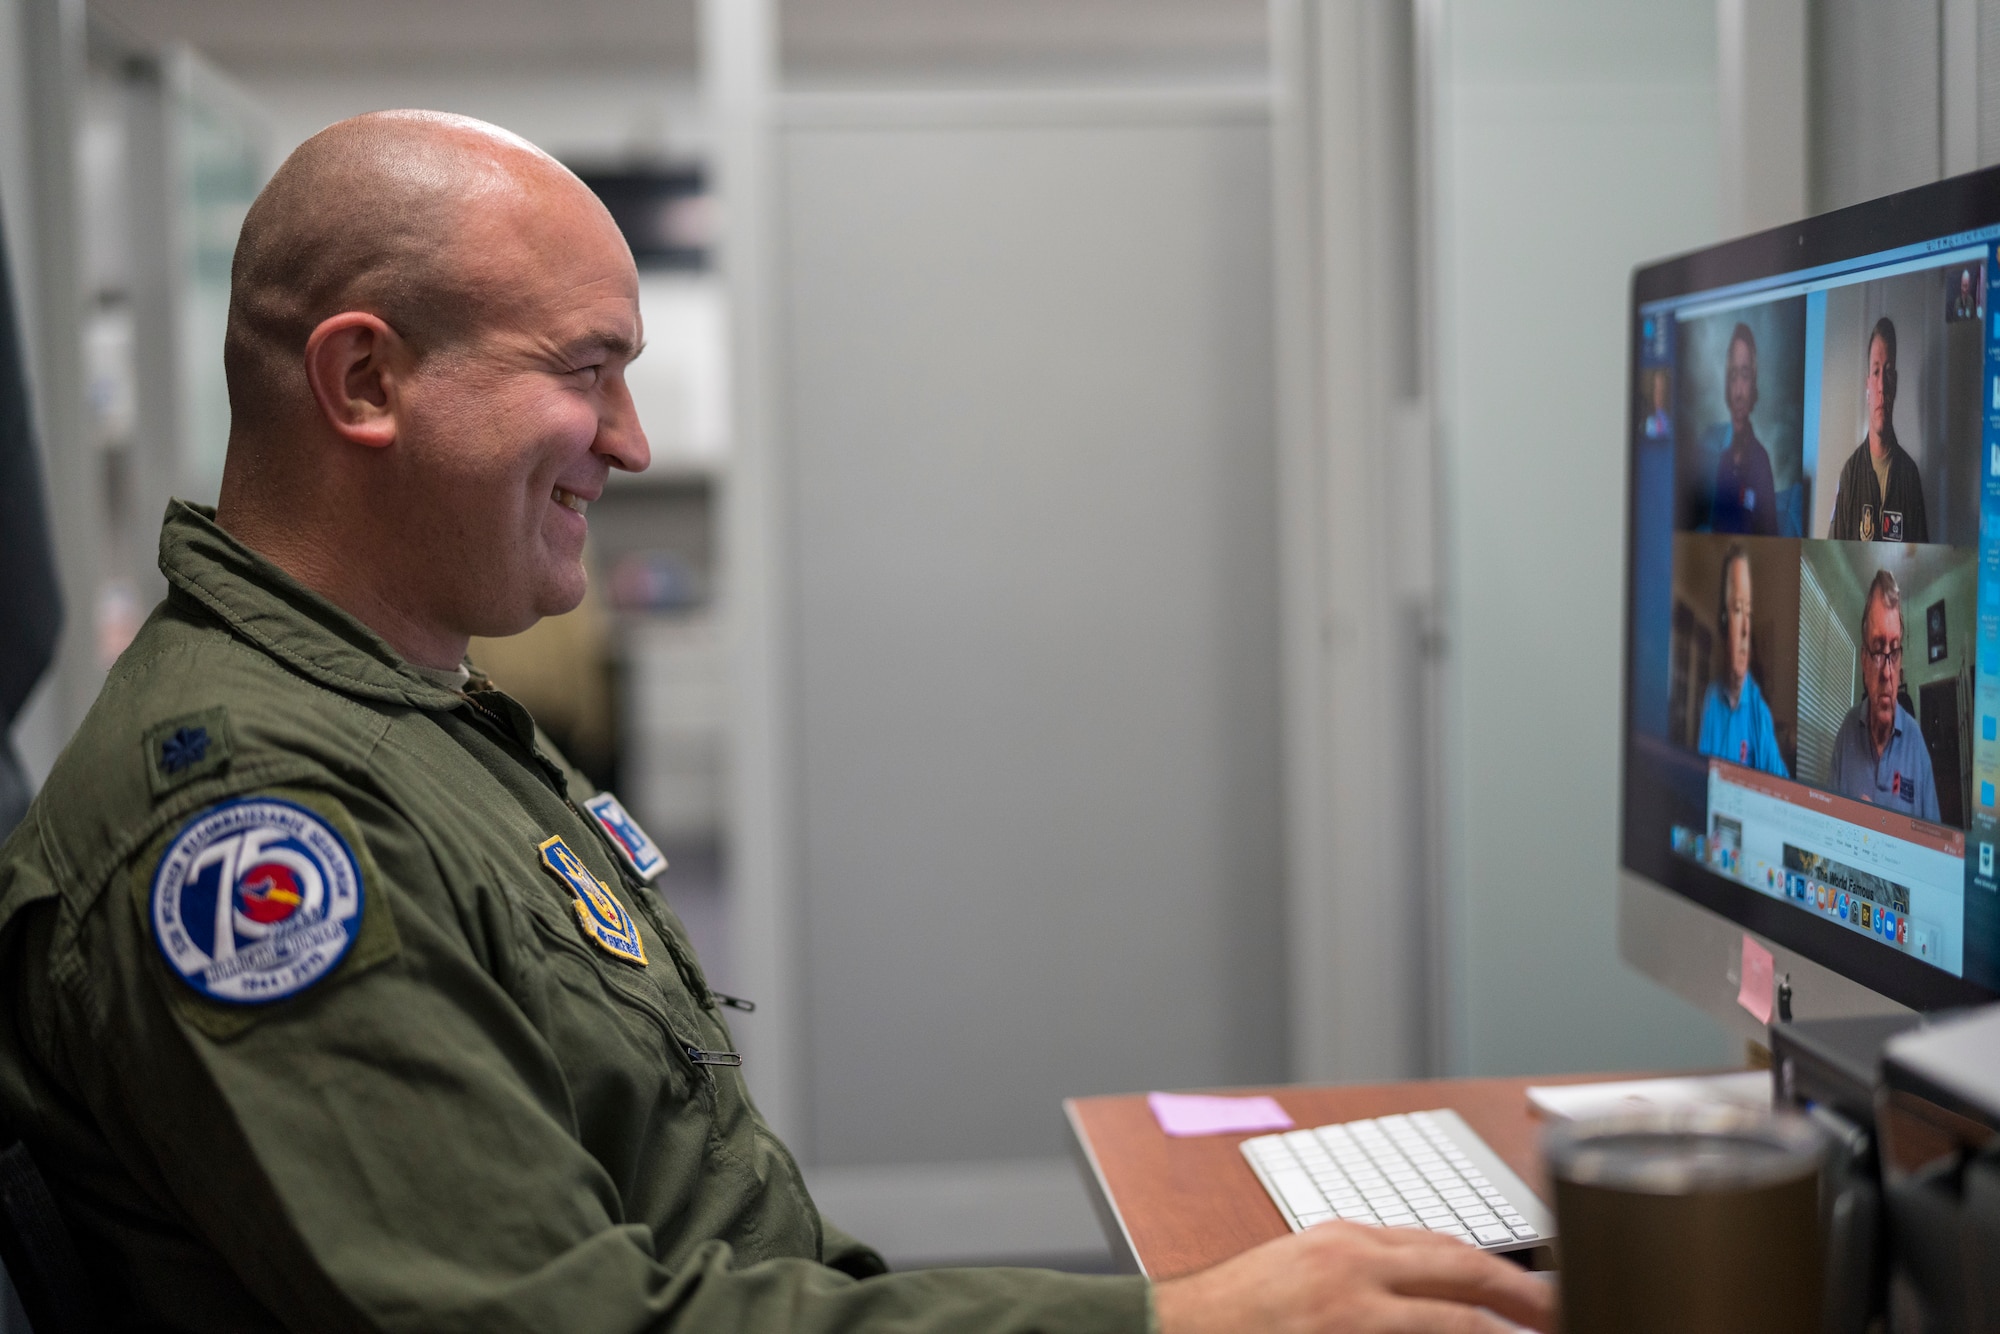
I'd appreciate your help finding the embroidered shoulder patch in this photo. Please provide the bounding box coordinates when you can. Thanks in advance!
[582,792,668,882]
[149,796,365,1003]
[144,707,233,796]
[538,835,648,966]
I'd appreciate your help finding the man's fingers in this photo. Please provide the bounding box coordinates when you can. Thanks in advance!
[1360,1224,1462,1247]
[1291,1225,1558,1333]
[1302,1221,1465,1254]
[1378,1246,1557,1332]
[1372,1295,1527,1334]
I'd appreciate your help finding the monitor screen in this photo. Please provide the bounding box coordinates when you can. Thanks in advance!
[1625,169,2000,1009]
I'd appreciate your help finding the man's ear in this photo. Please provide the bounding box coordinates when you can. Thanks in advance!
[303,312,406,449]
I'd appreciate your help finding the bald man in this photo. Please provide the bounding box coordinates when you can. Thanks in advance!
[0,113,1551,1334]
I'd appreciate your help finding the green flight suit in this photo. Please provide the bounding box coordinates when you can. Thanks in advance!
[0,502,1151,1334]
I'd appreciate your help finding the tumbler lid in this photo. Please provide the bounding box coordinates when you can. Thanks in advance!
[1544,1107,1825,1195]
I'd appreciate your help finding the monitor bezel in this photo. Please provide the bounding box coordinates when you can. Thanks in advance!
[1622,164,2000,1013]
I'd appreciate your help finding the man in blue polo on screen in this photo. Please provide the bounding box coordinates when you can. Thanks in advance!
[1830,569,1940,820]
[1698,544,1789,776]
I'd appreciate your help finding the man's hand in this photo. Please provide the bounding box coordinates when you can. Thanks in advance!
[1154,1222,1556,1334]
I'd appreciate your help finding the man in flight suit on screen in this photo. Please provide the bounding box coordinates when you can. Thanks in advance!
[1828,318,1928,543]
[0,113,1550,1334]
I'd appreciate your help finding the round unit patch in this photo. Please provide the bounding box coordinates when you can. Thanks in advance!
[149,797,364,1004]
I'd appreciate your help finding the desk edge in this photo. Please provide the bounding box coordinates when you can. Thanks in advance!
[1062,1099,1147,1277]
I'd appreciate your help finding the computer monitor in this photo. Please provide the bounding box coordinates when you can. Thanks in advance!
[1621,166,2000,1040]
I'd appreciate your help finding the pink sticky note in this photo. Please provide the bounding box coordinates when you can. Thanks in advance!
[1148,1091,1295,1138]
[1738,935,1774,1025]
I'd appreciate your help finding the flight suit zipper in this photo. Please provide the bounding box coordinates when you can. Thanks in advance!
[458,692,742,1075]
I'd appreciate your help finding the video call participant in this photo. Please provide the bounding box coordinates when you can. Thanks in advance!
[1697,544,1789,776]
[1643,369,1671,440]
[1705,323,1778,535]
[1828,318,1928,543]
[1830,570,1940,821]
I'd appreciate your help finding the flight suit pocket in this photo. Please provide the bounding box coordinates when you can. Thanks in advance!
[504,863,715,1103]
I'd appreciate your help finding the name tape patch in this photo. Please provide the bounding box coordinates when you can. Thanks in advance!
[150,797,364,1004]
[583,792,667,882]
[538,835,648,966]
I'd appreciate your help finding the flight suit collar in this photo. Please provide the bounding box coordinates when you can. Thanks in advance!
[157,499,468,712]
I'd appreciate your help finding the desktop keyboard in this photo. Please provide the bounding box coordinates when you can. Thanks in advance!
[1241,1109,1556,1254]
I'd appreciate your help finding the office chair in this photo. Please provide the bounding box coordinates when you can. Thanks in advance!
[0,1131,101,1334]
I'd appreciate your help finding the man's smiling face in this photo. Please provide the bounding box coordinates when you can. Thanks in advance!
[393,176,649,639]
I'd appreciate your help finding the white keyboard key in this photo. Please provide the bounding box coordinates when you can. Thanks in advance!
[1472,1225,1511,1245]
[1296,1211,1334,1227]
[1270,1170,1328,1217]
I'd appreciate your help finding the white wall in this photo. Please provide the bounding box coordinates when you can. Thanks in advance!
[766,89,1282,1267]
[781,100,1285,1170]
[1436,0,1737,1075]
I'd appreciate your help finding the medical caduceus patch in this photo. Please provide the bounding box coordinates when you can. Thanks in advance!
[150,797,365,1004]
[538,835,648,966]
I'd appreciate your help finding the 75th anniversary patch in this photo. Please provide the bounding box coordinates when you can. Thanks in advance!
[150,797,365,1004]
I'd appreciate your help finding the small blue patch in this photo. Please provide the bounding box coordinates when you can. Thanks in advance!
[160,726,209,774]
[583,792,667,882]
[538,836,647,965]
[150,797,365,1004]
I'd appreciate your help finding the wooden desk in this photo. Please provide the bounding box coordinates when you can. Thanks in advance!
[1064,1073,1632,1278]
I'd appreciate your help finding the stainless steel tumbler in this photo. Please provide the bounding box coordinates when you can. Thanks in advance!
[1545,1106,1826,1334]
